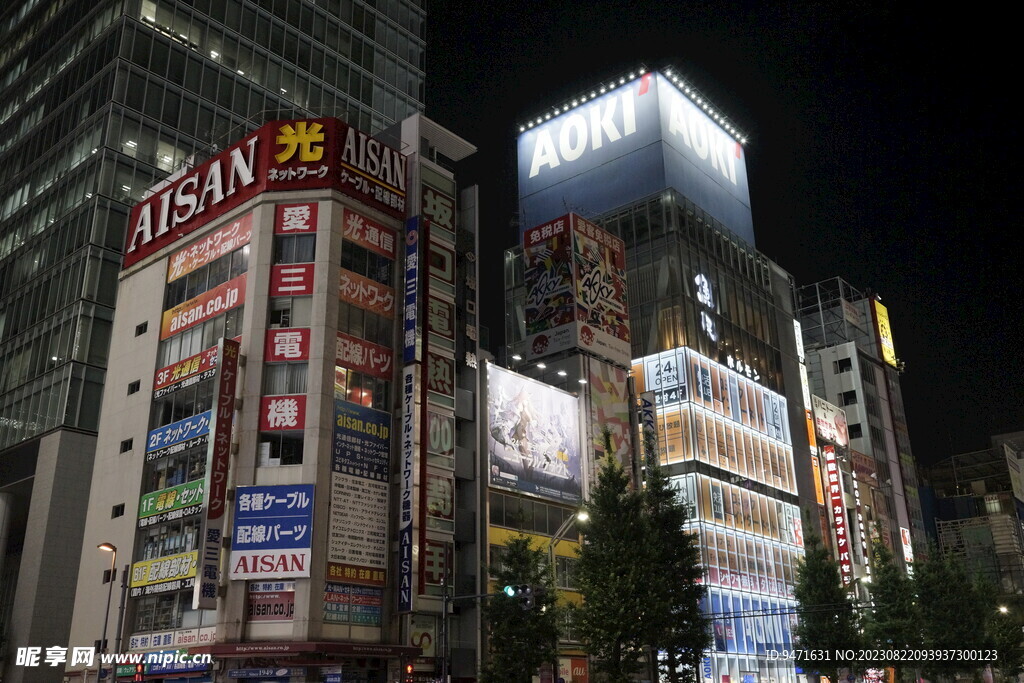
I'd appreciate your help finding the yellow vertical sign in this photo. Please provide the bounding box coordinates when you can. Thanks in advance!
[873,300,897,367]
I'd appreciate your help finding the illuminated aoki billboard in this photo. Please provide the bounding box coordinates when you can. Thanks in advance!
[517,71,753,245]
[486,364,583,504]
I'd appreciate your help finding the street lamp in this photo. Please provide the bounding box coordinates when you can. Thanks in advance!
[546,509,588,681]
[97,543,117,656]
[999,605,1009,614]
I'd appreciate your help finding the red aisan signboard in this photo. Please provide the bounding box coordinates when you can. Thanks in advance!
[336,331,394,380]
[270,263,315,296]
[124,118,406,269]
[260,394,307,431]
[167,212,252,282]
[161,274,246,339]
[274,202,318,234]
[265,328,311,363]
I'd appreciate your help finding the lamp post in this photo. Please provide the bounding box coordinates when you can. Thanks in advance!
[546,510,588,683]
[97,543,117,659]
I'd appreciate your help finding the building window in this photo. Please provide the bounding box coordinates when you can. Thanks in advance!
[263,363,309,395]
[848,423,863,439]
[833,358,852,373]
[127,380,141,395]
[338,301,393,347]
[555,555,579,590]
[274,234,316,263]
[111,503,125,518]
[259,432,304,466]
[135,321,149,336]
[120,438,134,453]
[269,296,312,328]
[341,241,392,285]
[840,390,857,406]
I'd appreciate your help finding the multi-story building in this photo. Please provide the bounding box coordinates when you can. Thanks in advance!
[797,277,927,575]
[58,114,479,683]
[929,431,1024,594]
[0,1,425,676]
[503,67,817,683]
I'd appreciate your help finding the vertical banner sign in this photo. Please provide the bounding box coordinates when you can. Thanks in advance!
[194,337,240,609]
[871,299,898,368]
[851,476,870,575]
[398,366,416,611]
[823,445,852,585]
[403,217,420,364]
[638,391,657,463]
[900,526,915,574]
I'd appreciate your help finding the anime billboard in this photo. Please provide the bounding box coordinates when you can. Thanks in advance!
[486,364,582,504]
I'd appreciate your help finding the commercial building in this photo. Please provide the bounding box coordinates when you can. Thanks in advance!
[504,67,817,683]
[797,277,927,577]
[0,1,425,678]
[60,114,480,682]
[928,431,1024,594]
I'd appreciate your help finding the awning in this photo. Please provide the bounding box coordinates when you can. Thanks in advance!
[187,642,421,660]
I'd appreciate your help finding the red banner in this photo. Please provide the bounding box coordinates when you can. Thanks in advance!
[259,394,307,431]
[154,346,219,394]
[339,269,395,318]
[274,202,318,233]
[343,208,397,259]
[336,332,394,380]
[823,445,853,583]
[265,328,311,362]
[161,274,246,339]
[270,263,315,296]
[167,213,252,282]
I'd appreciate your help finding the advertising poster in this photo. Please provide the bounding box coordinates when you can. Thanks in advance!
[588,362,631,465]
[323,583,384,626]
[327,401,391,587]
[229,484,314,580]
[486,364,582,504]
[872,299,898,368]
[146,411,210,461]
[571,214,630,366]
[130,551,198,597]
[524,216,574,339]
[812,395,849,448]
[138,480,204,528]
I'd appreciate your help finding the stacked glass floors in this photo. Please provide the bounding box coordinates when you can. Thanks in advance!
[634,346,803,683]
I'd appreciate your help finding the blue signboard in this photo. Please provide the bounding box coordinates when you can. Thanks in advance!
[517,71,754,246]
[146,650,211,675]
[145,410,211,457]
[229,484,314,579]
[333,400,392,481]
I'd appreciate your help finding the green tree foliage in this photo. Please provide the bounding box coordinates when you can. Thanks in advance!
[861,539,919,680]
[575,454,648,682]
[641,431,711,683]
[914,551,993,679]
[792,535,862,683]
[481,533,560,683]
[990,597,1024,682]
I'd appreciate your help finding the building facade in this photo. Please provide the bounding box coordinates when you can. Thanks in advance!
[0,1,425,676]
[505,68,817,683]
[797,277,927,575]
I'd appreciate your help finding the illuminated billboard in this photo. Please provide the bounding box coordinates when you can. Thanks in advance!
[523,213,630,367]
[812,395,848,448]
[486,364,582,504]
[517,71,753,245]
[124,118,406,269]
[872,299,897,367]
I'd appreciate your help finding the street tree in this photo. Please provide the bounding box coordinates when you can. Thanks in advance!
[481,532,560,683]
[792,535,862,683]
[989,596,1024,682]
[861,538,919,681]
[575,453,647,682]
[640,431,710,683]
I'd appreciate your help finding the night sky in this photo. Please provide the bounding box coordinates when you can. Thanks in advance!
[423,2,1023,466]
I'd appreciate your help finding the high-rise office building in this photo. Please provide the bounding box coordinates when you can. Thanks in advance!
[0,1,424,678]
[797,277,927,575]
[504,67,817,683]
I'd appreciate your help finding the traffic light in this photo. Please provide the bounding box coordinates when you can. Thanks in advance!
[404,662,414,682]
[502,583,534,610]
[133,664,144,682]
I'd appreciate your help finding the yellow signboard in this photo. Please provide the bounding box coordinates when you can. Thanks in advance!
[131,550,198,588]
[873,300,897,367]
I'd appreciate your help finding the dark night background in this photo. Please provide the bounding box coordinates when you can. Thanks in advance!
[422,1,1023,467]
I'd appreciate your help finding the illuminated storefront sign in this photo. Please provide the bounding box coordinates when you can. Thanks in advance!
[823,445,853,584]
[812,395,848,448]
[872,299,898,368]
[130,551,198,597]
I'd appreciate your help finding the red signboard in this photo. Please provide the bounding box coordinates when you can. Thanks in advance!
[265,328,311,362]
[247,589,296,622]
[270,263,315,296]
[259,394,307,431]
[339,268,395,318]
[167,212,252,282]
[274,202,318,234]
[124,118,406,269]
[161,274,246,339]
[153,346,219,394]
[336,331,394,380]
[823,445,853,584]
[343,208,397,259]
[208,339,240,521]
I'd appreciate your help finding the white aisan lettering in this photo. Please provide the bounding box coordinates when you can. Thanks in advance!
[340,126,407,191]
[529,89,638,178]
[126,135,259,255]
[668,96,737,185]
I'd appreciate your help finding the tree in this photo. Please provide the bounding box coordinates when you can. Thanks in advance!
[861,539,919,681]
[481,532,560,683]
[792,535,862,683]
[989,596,1024,682]
[914,550,993,680]
[575,453,648,682]
[640,431,711,683]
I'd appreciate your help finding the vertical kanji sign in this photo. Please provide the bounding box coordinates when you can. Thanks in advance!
[194,337,240,609]
[823,444,852,585]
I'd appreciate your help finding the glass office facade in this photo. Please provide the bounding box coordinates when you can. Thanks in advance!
[0,0,425,451]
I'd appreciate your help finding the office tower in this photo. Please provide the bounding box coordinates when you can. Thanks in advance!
[504,67,817,683]
[0,1,424,678]
[59,114,479,682]
[797,277,927,575]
